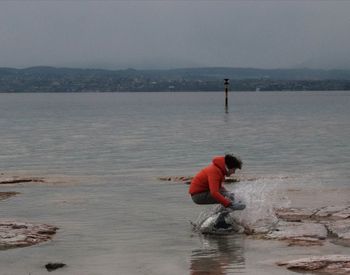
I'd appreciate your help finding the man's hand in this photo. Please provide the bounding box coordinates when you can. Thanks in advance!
[222,191,235,201]
[227,201,246,211]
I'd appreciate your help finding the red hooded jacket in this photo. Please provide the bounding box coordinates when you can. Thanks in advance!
[189,156,231,207]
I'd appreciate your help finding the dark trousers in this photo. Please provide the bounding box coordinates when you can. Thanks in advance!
[191,188,230,205]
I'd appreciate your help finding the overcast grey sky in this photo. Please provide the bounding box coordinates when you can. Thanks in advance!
[0,0,349,70]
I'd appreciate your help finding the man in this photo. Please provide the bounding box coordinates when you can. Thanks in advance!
[189,154,246,211]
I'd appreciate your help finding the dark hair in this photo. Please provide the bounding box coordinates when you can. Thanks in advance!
[225,154,242,170]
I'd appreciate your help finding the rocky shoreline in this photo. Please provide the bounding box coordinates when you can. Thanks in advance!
[239,204,350,273]
[0,221,58,250]
[196,204,350,274]
[1,173,349,274]
[0,175,46,185]
[0,174,58,251]
[277,255,350,274]
[157,174,292,185]
[255,205,350,245]
[157,175,264,184]
[161,175,350,274]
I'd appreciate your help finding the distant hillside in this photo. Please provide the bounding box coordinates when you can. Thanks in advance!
[0,66,350,92]
[166,67,350,80]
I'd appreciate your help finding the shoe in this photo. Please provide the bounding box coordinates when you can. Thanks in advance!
[213,212,231,230]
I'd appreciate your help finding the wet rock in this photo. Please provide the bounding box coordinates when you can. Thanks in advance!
[243,221,275,235]
[0,192,19,201]
[275,205,350,222]
[0,176,45,185]
[332,208,350,220]
[0,220,58,249]
[313,206,350,221]
[264,221,327,246]
[277,255,350,274]
[158,176,193,184]
[325,219,350,240]
[286,237,324,247]
[273,206,350,241]
[45,262,66,272]
[275,207,317,222]
[223,177,241,183]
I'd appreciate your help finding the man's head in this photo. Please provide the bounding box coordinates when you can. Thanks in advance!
[225,154,242,176]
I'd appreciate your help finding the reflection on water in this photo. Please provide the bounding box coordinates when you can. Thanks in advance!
[190,235,245,275]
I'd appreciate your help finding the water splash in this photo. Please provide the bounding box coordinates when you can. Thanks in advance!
[192,205,244,235]
[230,179,290,233]
[192,178,291,234]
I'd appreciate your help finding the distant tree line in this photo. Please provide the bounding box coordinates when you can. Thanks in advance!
[0,66,350,92]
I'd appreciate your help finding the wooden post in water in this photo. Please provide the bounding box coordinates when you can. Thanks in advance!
[224,78,230,110]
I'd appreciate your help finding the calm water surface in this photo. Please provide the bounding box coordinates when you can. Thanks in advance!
[0,91,349,274]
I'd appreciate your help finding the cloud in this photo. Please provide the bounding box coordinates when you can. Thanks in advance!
[0,1,349,69]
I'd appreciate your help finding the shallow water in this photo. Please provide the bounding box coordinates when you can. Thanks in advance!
[0,91,349,274]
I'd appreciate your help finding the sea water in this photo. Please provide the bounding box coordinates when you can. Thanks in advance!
[0,91,349,274]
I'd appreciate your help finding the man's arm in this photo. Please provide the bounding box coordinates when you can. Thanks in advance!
[208,174,231,207]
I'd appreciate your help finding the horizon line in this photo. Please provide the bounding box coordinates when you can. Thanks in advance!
[1,65,349,72]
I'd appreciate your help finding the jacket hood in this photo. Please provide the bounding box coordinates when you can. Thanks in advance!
[212,156,226,176]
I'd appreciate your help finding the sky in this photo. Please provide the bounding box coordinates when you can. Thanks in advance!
[0,0,350,70]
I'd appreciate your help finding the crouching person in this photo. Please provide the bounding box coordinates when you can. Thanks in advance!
[189,154,245,211]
